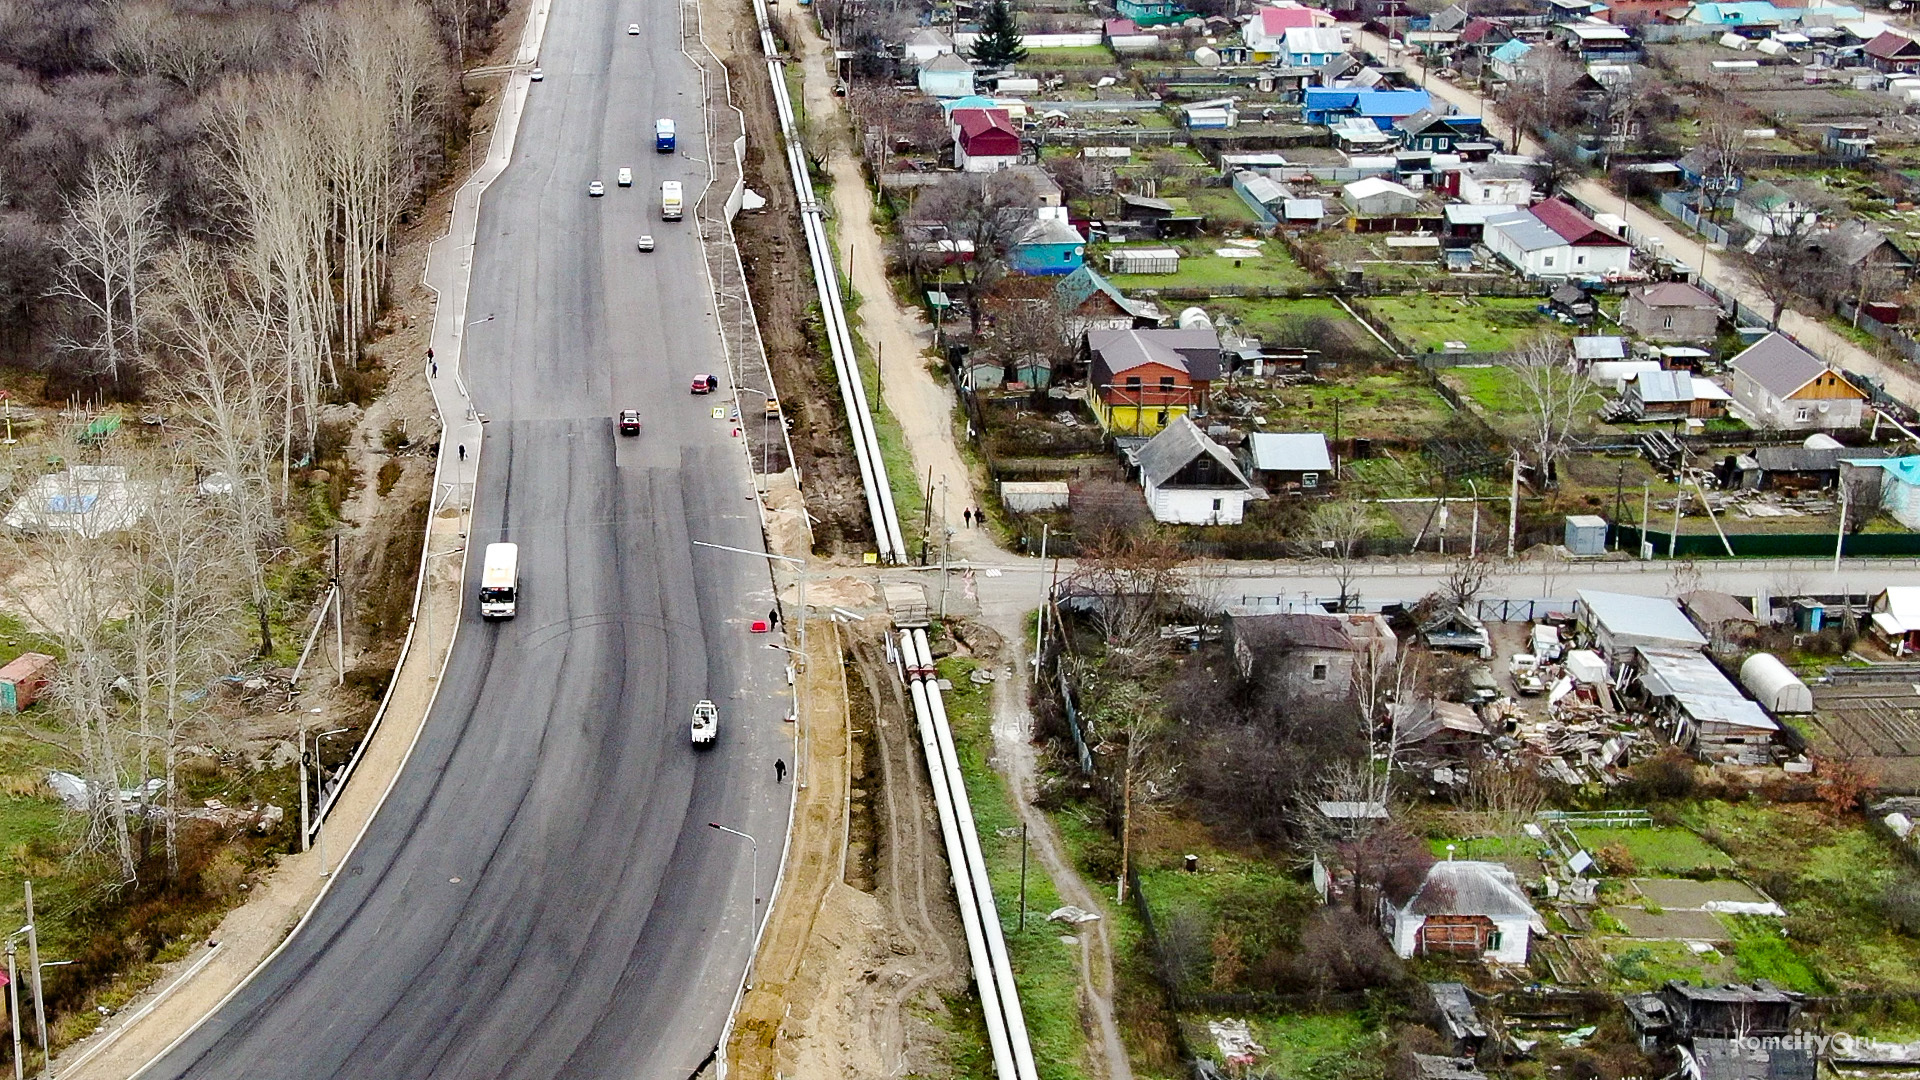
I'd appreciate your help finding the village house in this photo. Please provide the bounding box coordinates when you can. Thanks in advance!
[1804,219,1916,300]
[1620,369,1731,420]
[1383,860,1538,964]
[1553,20,1642,60]
[903,26,954,62]
[1489,38,1532,81]
[1732,180,1820,237]
[1244,432,1334,494]
[1726,333,1867,430]
[1008,212,1086,276]
[918,51,976,98]
[1872,586,1920,655]
[1865,29,1920,72]
[1303,88,1433,128]
[1222,608,1397,698]
[1051,265,1162,337]
[1681,590,1763,651]
[1442,203,1519,248]
[1343,176,1422,216]
[1621,281,1721,342]
[1550,283,1599,323]
[1242,3,1332,58]
[1485,200,1631,279]
[1083,326,1222,434]
[1457,160,1535,205]
[1116,0,1188,25]
[952,107,1020,171]
[1392,699,1492,759]
[1128,416,1260,524]
[1284,25,1348,66]
[1394,110,1490,153]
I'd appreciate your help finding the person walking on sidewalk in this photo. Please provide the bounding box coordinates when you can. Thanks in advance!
[774,758,787,783]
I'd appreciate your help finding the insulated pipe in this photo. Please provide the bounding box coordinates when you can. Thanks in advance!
[904,633,1017,1080]
[746,0,908,561]
[913,630,1041,1080]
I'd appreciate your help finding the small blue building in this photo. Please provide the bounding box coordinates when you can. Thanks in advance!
[1116,0,1187,26]
[1009,216,1086,275]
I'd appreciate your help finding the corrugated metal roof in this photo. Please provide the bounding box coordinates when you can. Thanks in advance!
[1248,432,1333,471]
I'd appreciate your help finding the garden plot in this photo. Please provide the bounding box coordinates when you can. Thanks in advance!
[1811,681,1920,792]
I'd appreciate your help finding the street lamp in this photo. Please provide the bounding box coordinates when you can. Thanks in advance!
[706,822,760,989]
[313,727,350,877]
[420,544,467,671]
[690,540,808,788]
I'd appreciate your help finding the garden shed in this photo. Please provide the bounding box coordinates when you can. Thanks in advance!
[1739,652,1813,713]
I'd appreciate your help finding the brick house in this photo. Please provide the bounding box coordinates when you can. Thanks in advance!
[1083,327,1221,434]
[1621,281,1721,342]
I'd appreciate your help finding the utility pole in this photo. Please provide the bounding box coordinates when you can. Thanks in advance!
[332,535,344,686]
[1018,824,1029,932]
[938,478,950,618]
[1031,524,1048,677]
[25,882,44,1080]
[1507,455,1521,558]
[7,939,21,1080]
[1467,478,1479,558]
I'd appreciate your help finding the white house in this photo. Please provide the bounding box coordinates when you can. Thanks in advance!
[1342,176,1420,216]
[904,27,955,63]
[1283,26,1346,67]
[1731,180,1820,237]
[1242,3,1331,59]
[1484,200,1631,279]
[1726,332,1868,430]
[1129,415,1261,525]
[1384,860,1537,965]
[1458,161,1535,206]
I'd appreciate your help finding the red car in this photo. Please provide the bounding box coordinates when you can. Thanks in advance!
[618,409,640,435]
[691,374,718,394]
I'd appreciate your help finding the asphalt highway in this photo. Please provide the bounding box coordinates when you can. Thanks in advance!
[139,5,791,1079]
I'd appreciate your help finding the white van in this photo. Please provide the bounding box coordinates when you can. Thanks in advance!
[660,180,683,221]
[479,543,519,618]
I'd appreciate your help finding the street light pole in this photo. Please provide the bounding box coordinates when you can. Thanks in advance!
[736,385,775,486]
[6,938,22,1080]
[706,822,760,989]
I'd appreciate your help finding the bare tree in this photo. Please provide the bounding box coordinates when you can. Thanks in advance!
[152,242,284,655]
[1296,498,1372,612]
[1734,188,1833,329]
[1508,336,1595,489]
[1060,532,1189,658]
[49,137,166,386]
[1464,759,1546,837]
[1695,97,1750,232]
[1437,552,1501,614]
[911,174,1033,335]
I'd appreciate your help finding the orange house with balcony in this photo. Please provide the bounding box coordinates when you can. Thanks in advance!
[1083,327,1223,434]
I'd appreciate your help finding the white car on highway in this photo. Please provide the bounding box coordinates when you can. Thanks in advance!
[627,22,640,33]
[530,67,543,81]
[617,167,632,187]
[588,180,605,197]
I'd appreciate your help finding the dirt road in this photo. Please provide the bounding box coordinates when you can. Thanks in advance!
[724,624,968,1077]
[1353,28,1920,411]
[792,22,1002,564]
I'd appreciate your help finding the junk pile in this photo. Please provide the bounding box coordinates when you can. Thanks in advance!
[1487,649,1653,785]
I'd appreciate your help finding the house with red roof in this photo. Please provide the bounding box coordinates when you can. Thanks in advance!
[1484,199,1631,279]
[1242,3,1334,59]
[952,108,1021,172]
[1866,30,1920,73]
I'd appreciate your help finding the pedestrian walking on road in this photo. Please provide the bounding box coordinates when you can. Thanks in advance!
[430,360,438,378]
[971,507,981,528]
[768,606,780,627]
[774,758,787,783]
[458,443,466,462]
[962,507,973,528]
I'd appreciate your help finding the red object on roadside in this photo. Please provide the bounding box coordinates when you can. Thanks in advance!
[750,620,770,633]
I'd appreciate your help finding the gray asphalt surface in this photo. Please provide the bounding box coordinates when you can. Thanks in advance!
[140,6,791,1079]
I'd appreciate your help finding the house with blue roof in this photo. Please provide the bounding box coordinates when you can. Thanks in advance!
[1684,2,1787,26]
[1302,88,1432,129]
[1843,455,1920,530]
[1489,38,1531,81]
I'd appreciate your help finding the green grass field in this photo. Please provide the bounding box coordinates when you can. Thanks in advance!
[1019,45,1120,67]
[1222,369,1454,443]
[1103,239,1316,293]
[1363,294,1560,353]
[1571,826,1735,874]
